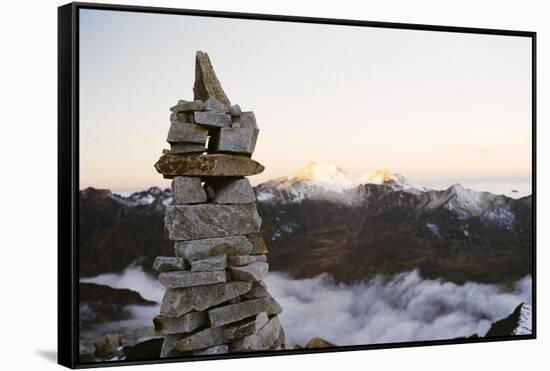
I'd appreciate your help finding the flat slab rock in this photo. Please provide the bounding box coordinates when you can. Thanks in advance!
[224,312,269,340]
[170,100,204,113]
[231,316,282,352]
[229,262,269,282]
[155,154,264,178]
[194,111,231,128]
[165,204,262,241]
[158,270,226,289]
[175,326,226,352]
[166,122,209,144]
[160,281,252,317]
[153,311,206,335]
[175,235,253,261]
[208,298,268,327]
[228,254,266,266]
[190,255,227,272]
[153,256,188,272]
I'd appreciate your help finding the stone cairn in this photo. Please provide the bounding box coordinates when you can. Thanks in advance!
[152,51,284,358]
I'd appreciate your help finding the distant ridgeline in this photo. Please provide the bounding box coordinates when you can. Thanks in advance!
[151,51,284,357]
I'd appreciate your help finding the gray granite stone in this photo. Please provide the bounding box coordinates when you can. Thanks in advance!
[228,105,241,116]
[242,281,269,299]
[209,178,256,204]
[193,51,231,106]
[171,177,207,204]
[194,111,231,128]
[203,97,227,112]
[153,312,206,335]
[158,270,226,289]
[160,281,252,317]
[212,127,257,154]
[230,316,282,352]
[175,327,226,352]
[166,122,208,144]
[175,236,252,262]
[193,344,229,355]
[223,312,269,340]
[266,294,283,316]
[208,298,268,327]
[164,204,262,241]
[170,100,204,113]
[229,262,269,282]
[153,256,188,272]
[190,255,227,272]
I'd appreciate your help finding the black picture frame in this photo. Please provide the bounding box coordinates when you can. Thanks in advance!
[58,2,537,369]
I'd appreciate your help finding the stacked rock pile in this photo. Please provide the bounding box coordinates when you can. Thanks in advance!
[152,51,284,358]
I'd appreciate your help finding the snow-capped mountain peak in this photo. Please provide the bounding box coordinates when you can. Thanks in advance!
[358,169,420,191]
[288,162,357,192]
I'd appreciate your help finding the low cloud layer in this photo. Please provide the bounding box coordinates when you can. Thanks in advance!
[265,271,531,346]
[81,266,531,346]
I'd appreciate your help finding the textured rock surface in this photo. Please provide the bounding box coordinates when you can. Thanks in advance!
[194,344,229,355]
[165,204,262,240]
[247,234,269,254]
[228,105,241,116]
[224,312,269,340]
[171,177,207,204]
[231,316,281,352]
[242,281,269,299]
[208,178,256,204]
[194,51,231,106]
[166,122,209,144]
[160,334,188,358]
[175,327,226,352]
[190,255,227,272]
[153,312,206,335]
[227,254,267,266]
[305,337,335,348]
[153,256,187,272]
[94,333,121,358]
[203,97,227,112]
[159,270,227,289]
[213,127,258,154]
[229,262,269,282]
[265,294,283,315]
[208,298,268,327]
[160,282,252,317]
[194,111,232,128]
[175,236,253,261]
[155,154,265,178]
[170,100,204,113]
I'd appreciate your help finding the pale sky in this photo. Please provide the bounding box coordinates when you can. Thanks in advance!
[79,9,532,193]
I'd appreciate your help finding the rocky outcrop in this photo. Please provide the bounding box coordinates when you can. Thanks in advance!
[152,50,284,357]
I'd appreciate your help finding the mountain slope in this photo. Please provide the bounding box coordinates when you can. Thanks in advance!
[78,167,532,285]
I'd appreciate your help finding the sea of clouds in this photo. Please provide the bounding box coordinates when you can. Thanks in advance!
[80,266,531,346]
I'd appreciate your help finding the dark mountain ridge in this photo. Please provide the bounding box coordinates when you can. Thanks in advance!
[78,175,532,285]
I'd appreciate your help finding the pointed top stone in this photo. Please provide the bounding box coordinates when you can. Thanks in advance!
[193,51,231,107]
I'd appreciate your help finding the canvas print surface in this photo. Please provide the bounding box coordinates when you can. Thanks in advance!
[77,9,533,364]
